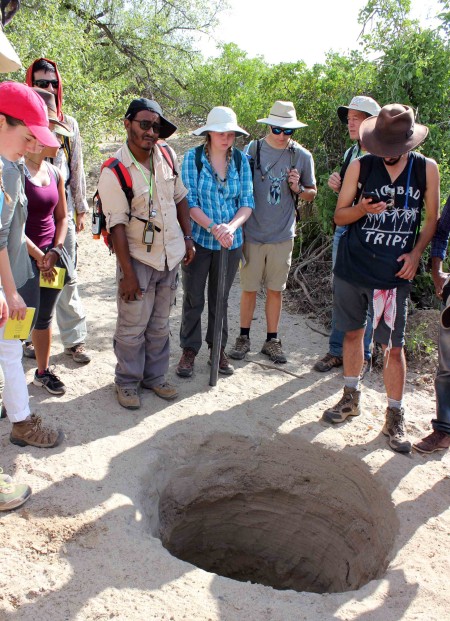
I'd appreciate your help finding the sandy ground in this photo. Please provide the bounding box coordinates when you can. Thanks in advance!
[0,139,449,620]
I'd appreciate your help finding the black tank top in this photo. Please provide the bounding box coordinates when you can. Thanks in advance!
[334,152,426,289]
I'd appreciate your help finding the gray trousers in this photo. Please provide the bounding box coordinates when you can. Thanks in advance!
[55,217,87,347]
[434,304,450,434]
[114,258,178,388]
[179,243,242,354]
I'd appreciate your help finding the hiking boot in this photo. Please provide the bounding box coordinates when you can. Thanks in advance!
[64,343,91,364]
[322,386,361,424]
[142,381,178,401]
[0,477,31,511]
[1,405,6,419]
[382,407,412,453]
[314,352,343,372]
[33,368,66,395]
[413,430,450,454]
[22,341,36,359]
[0,468,13,484]
[229,335,251,360]
[176,348,196,378]
[261,338,287,363]
[10,414,64,448]
[208,348,234,375]
[115,384,141,410]
[360,359,370,380]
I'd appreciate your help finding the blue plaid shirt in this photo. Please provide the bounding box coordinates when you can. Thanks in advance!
[431,195,450,260]
[181,146,254,250]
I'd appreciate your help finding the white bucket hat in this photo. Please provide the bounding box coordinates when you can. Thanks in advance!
[0,29,21,73]
[337,96,381,124]
[257,100,307,129]
[192,106,248,137]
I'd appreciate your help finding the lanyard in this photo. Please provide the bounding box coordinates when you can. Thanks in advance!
[127,146,154,218]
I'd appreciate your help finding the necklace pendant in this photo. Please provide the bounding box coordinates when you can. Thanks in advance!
[261,175,265,181]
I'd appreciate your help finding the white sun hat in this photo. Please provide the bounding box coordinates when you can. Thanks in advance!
[257,100,307,129]
[192,106,249,137]
[337,96,381,124]
[0,29,21,73]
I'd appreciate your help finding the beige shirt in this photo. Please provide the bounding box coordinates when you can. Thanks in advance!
[98,143,188,270]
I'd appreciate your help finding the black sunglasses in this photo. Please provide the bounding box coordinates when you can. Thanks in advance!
[131,119,161,133]
[271,127,294,136]
[33,79,59,89]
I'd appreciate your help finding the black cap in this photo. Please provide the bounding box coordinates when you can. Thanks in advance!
[124,98,177,139]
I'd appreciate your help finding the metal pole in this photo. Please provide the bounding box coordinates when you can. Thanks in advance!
[209,246,228,386]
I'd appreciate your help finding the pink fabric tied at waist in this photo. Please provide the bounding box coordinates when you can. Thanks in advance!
[373,288,397,362]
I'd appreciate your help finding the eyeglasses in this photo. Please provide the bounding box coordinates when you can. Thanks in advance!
[33,79,59,89]
[131,120,161,133]
[271,127,294,136]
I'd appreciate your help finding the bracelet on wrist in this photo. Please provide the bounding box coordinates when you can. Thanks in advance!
[49,246,62,258]
[206,222,216,234]
[184,235,194,241]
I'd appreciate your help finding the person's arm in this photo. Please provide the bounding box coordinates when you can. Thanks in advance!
[109,224,142,302]
[328,172,342,193]
[175,196,195,265]
[431,195,450,297]
[67,117,89,232]
[0,247,25,320]
[334,159,387,226]
[396,158,440,280]
[41,171,69,279]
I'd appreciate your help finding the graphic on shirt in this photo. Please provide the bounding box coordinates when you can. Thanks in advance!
[361,183,420,249]
[267,169,288,205]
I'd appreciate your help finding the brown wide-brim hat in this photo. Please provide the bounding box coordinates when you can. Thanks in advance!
[359,103,428,157]
[33,87,73,137]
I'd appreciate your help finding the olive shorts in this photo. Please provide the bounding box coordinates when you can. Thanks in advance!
[240,239,294,292]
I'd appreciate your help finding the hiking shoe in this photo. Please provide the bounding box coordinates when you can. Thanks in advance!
[176,348,196,378]
[208,348,234,375]
[0,477,31,511]
[10,414,64,448]
[229,335,251,360]
[33,368,66,395]
[143,381,178,401]
[64,343,91,364]
[413,430,450,454]
[261,338,287,363]
[322,386,361,424]
[382,407,412,453]
[314,352,343,372]
[360,359,370,380]
[0,405,6,419]
[22,341,36,359]
[115,384,141,410]
[0,468,13,484]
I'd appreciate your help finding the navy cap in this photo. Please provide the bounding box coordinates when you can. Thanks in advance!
[125,98,177,139]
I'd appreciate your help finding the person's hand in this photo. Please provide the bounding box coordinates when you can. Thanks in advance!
[396,249,421,280]
[118,271,142,302]
[76,212,86,233]
[357,197,387,216]
[40,250,59,282]
[213,223,234,249]
[183,239,196,265]
[5,290,27,320]
[0,291,8,328]
[432,270,449,299]
[287,167,301,193]
[328,172,342,193]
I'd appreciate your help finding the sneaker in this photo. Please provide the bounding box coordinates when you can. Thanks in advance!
[33,368,66,395]
[322,386,361,423]
[360,359,370,380]
[115,384,141,410]
[22,341,36,359]
[0,468,13,484]
[382,407,412,453]
[10,414,64,448]
[208,348,234,375]
[176,348,196,378]
[0,477,31,511]
[229,335,251,360]
[142,381,178,401]
[413,430,450,454]
[261,338,287,363]
[313,352,343,372]
[64,343,91,364]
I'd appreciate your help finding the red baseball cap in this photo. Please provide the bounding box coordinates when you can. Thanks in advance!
[0,81,60,147]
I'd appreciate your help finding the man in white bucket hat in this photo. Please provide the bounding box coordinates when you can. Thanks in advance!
[229,100,316,364]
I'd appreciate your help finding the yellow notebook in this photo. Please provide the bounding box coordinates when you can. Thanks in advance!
[3,307,35,340]
[39,267,66,289]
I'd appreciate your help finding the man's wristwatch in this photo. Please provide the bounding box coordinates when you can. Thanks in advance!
[206,222,216,234]
[184,235,194,241]
[297,184,305,195]
[49,246,63,257]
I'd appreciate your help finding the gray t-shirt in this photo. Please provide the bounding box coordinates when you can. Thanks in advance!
[243,139,316,244]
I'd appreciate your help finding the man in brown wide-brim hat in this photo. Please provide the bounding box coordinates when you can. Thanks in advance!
[321,103,440,454]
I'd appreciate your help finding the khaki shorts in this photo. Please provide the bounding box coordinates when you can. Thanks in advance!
[240,240,294,292]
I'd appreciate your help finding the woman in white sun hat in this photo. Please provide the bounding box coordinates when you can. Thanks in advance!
[177,106,254,379]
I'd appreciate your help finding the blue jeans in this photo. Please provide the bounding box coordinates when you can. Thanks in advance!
[329,226,372,360]
[433,305,450,434]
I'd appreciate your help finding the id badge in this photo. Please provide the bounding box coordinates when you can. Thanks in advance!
[143,222,154,247]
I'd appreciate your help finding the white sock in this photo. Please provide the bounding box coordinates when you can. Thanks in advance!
[387,397,403,410]
[344,376,360,390]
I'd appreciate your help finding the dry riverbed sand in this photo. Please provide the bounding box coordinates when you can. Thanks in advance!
[0,136,449,620]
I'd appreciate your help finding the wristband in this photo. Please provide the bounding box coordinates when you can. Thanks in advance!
[206,222,216,234]
[184,235,194,241]
[49,246,62,257]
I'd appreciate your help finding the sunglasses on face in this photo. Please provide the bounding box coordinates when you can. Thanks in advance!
[271,127,294,136]
[33,79,59,89]
[131,119,161,133]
